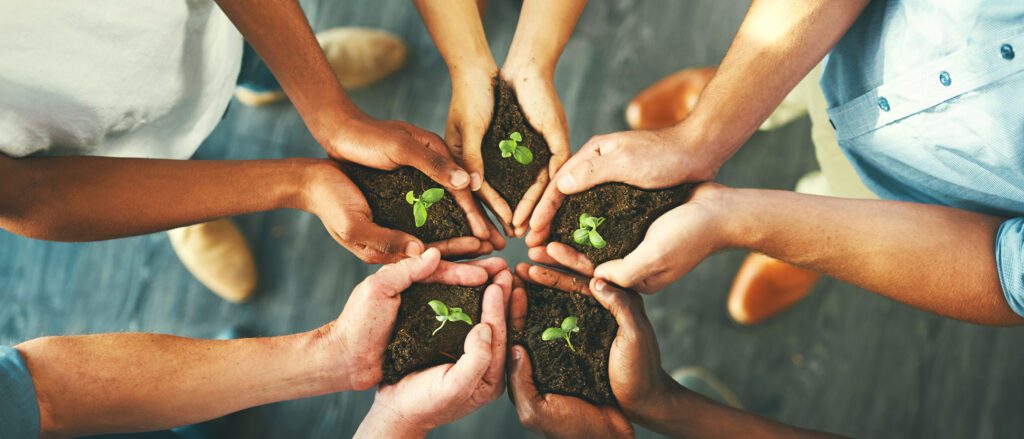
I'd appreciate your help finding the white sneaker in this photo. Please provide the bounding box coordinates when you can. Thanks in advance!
[168,219,257,303]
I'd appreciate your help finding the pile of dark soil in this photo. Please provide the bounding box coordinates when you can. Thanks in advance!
[481,77,552,209]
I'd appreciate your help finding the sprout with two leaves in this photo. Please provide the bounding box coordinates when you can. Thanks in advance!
[573,213,607,249]
[542,316,580,352]
[498,131,533,165]
[406,188,445,227]
[428,299,473,336]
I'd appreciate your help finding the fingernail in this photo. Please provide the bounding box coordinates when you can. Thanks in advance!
[557,174,576,193]
[594,278,608,293]
[451,170,470,188]
[479,325,492,343]
[470,172,483,191]
[405,241,424,257]
[512,347,522,361]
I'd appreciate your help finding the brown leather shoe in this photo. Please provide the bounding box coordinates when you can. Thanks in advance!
[727,253,820,325]
[626,67,717,130]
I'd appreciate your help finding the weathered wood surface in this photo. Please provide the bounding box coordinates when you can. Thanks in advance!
[2,1,1022,437]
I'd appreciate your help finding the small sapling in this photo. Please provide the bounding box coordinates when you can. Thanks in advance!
[541,316,580,352]
[498,131,533,165]
[573,213,607,249]
[406,188,445,227]
[428,299,473,336]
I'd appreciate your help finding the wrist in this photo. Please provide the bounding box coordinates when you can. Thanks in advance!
[295,159,338,215]
[716,187,768,251]
[356,400,430,439]
[502,50,555,81]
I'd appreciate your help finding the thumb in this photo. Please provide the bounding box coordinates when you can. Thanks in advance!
[555,136,624,195]
[346,218,425,262]
[507,345,543,408]
[588,279,642,339]
[361,248,442,297]
[398,136,472,191]
[593,240,661,291]
[444,323,493,390]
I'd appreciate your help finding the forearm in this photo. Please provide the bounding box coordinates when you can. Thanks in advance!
[0,156,313,241]
[215,0,362,137]
[678,0,869,164]
[354,401,429,439]
[637,381,843,438]
[17,330,345,438]
[722,189,1020,325]
[414,0,497,79]
[503,0,588,77]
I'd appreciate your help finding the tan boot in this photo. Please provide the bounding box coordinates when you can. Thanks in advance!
[168,219,257,303]
[625,67,717,130]
[727,253,820,325]
[317,27,407,89]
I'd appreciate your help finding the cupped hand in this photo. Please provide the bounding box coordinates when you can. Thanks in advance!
[506,264,634,439]
[303,160,499,263]
[500,67,571,237]
[355,268,513,438]
[513,263,678,432]
[591,183,731,293]
[325,248,507,392]
[526,124,719,246]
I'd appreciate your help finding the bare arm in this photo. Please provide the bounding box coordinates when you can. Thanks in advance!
[588,185,1022,326]
[18,331,343,439]
[502,0,587,78]
[0,155,308,241]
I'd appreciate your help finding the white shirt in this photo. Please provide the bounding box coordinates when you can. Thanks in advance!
[0,0,243,159]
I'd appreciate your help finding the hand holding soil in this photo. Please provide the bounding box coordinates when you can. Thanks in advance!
[507,263,634,439]
[361,265,512,436]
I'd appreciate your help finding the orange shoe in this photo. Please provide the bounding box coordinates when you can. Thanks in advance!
[625,67,717,130]
[727,253,820,325]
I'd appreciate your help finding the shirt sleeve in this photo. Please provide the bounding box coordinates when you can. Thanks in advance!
[995,218,1024,317]
[0,345,41,439]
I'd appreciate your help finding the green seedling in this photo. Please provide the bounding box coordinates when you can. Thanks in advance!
[498,131,533,165]
[428,299,473,336]
[406,188,445,227]
[541,316,580,352]
[573,213,607,249]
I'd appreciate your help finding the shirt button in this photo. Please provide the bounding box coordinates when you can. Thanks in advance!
[938,71,952,86]
[1002,44,1015,60]
[878,97,890,112]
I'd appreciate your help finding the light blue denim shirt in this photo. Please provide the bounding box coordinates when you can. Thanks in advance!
[0,346,41,438]
[821,0,1024,316]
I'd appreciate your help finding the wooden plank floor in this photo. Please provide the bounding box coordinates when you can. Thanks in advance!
[3,1,1023,437]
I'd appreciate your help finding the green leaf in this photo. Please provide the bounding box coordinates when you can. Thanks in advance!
[510,132,522,142]
[501,150,513,158]
[436,315,447,322]
[428,300,449,317]
[421,188,445,204]
[414,202,427,227]
[561,316,578,332]
[573,228,590,244]
[589,230,607,249]
[581,215,598,229]
[513,146,533,165]
[499,140,515,153]
[594,216,606,228]
[542,327,565,341]
[579,213,592,228]
[406,191,416,205]
[449,311,473,326]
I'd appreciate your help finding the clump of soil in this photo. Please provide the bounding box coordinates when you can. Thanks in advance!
[550,182,695,265]
[343,163,472,243]
[511,283,618,405]
[383,283,486,384]
[481,77,552,209]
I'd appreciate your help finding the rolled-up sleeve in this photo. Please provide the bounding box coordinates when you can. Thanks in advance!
[0,346,41,439]
[996,218,1024,317]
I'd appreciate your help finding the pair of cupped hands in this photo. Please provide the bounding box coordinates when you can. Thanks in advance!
[334,248,674,438]
[305,57,735,296]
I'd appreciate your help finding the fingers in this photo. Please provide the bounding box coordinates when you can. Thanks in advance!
[546,242,596,277]
[360,248,442,297]
[443,322,493,390]
[512,170,550,237]
[398,134,473,191]
[340,216,426,263]
[421,260,490,286]
[588,278,643,339]
[427,236,484,258]
[555,135,623,195]
[463,257,508,277]
[508,345,545,411]
[527,265,591,295]
[526,246,559,266]
[525,180,564,247]
[460,124,487,190]
[593,238,666,293]
[481,279,509,387]
[451,181,492,240]
[477,183,515,235]
[510,281,527,331]
[483,212,507,250]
